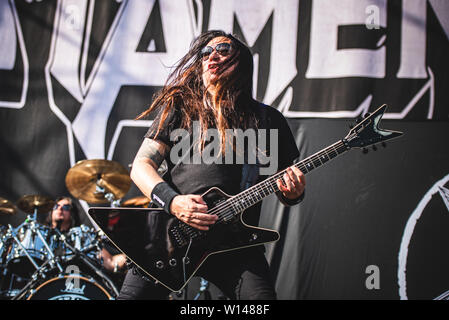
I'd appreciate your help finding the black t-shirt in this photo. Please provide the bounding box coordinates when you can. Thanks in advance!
[144,102,299,226]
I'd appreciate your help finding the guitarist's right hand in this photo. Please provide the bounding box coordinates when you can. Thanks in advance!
[169,195,218,231]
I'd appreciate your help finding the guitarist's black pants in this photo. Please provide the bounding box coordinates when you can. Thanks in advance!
[117,247,277,300]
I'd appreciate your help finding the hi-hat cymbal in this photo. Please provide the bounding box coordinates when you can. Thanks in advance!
[16,195,54,214]
[65,159,131,204]
[122,196,151,207]
[0,197,18,215]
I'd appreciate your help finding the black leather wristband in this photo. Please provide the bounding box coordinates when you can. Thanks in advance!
[150,182,179,214]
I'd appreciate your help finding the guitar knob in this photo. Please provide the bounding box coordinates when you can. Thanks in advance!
[381,142,387,148]
[362,148,369,154]
[169,259,177,267]
[372,145,377,151]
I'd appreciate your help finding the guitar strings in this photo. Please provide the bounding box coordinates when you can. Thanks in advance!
[207,140,347,222]
[209,140,347,220]
[182,141,347,236]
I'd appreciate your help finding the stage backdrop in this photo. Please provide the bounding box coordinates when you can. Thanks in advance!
[1,0,448,299]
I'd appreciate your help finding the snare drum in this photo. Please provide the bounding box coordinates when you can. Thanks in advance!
[6,222,54,277]
[26,274,113,300]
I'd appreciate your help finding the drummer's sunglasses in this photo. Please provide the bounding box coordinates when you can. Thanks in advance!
[53,204,72,211]
[200,43,232,60]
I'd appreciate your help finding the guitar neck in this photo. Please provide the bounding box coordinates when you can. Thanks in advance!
[227,140,349,213]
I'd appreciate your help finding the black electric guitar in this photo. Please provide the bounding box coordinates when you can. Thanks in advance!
[88,104,402,292]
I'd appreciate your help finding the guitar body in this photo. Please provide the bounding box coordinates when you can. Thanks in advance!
[89,187,279,292]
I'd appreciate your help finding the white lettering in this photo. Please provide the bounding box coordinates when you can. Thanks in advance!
[0,0,28,109]
[306,0,387,79]
[180,304,214,317]
[396,0,427,79]
[208,0,299,105]
[48,0,195,159]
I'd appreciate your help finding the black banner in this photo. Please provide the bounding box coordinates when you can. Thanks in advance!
[1,0,448,300]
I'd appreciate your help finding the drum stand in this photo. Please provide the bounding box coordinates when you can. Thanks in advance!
[7,207,66,299]
[53,228,120,297]
[9,208,63,300]
[96,184,121,208]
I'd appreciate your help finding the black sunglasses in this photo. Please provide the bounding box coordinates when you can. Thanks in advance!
[53,203,72,211]
[200,43,232,60]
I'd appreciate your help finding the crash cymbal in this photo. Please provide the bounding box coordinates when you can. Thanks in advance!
[0,197,18,215]
[65,159,131,204]
[122,196,151,207]
[16,195,54,214]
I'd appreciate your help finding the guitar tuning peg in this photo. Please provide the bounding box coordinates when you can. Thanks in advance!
[362,148,369,154]
[372,144,377,151]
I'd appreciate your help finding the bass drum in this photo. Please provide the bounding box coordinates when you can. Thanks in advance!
[27,274,113,300]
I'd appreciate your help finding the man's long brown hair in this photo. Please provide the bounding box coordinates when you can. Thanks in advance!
[137,30,257,154]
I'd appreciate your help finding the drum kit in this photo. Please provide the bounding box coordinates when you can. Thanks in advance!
[0,159,148,300]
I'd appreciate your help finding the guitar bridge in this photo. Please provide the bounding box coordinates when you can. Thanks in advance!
[169,221,204,248]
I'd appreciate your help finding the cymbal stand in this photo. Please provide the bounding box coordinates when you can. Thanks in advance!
[104,192,121,208]
[28,208,64,273]
[95,182,121,208]
[32,227,63,273]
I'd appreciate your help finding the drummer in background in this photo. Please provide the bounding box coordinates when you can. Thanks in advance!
[46,196,80,232]
[47,196,127,274]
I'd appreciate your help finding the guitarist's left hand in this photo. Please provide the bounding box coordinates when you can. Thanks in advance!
[276,166,306,200]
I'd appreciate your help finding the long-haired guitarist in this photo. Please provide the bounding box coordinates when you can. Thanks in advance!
[118,30,305,300]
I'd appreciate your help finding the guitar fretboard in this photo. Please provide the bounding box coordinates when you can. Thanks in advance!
[218,140,348,219]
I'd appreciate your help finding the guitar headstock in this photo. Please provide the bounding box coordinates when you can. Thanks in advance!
[344,105,403,149]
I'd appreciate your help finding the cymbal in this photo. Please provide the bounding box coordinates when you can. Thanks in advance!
[122,196,151,207]
[0,197,18,215]
[16,195,54,214]
[65,159,131,204]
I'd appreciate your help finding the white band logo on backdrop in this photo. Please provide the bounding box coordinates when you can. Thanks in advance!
[1,0,449,163]
[398,174,449,300]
